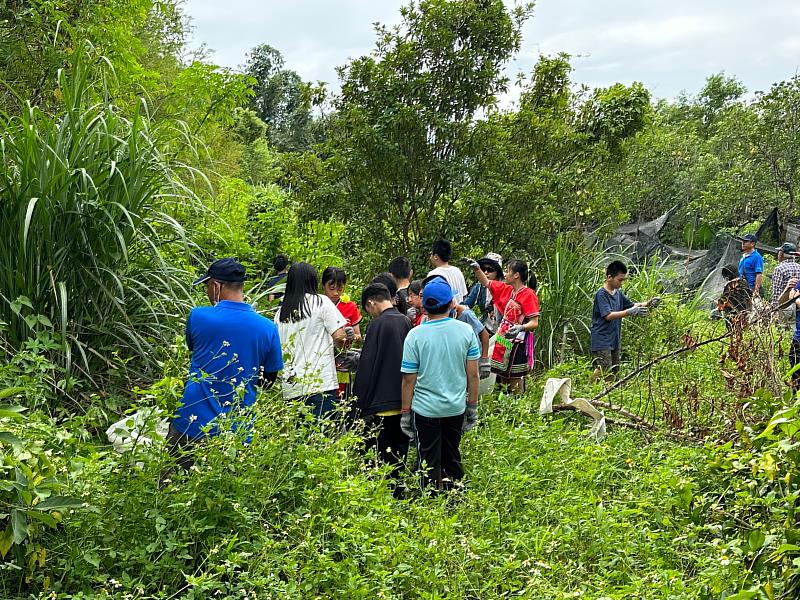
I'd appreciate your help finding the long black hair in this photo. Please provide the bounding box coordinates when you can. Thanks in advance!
[279,262,321,322]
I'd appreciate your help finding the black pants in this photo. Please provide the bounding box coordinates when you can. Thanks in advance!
[158,424,198,487]
[413,412,465,491]
[364,414,410,482]
[791,340,800,392]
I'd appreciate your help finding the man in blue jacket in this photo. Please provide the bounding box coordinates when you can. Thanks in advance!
[166,258,283,475]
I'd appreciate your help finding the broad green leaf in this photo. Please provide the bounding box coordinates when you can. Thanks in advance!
[0,431,22,446]
[33,496,83,511]
[748,529,766,552]
[11,509,27,545]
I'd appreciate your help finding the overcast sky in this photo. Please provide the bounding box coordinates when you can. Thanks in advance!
[184,0,800,102]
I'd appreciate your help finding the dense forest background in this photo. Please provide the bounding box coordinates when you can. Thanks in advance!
[2,1,800,598]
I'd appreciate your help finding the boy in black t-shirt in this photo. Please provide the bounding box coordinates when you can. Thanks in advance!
[353,283,413,495]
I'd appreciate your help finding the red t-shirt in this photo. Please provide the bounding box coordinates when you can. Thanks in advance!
[336,300,362,327]
[488,280,539,328]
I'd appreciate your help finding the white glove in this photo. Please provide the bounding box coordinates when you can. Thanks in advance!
[400,412,415,441]
[461,257,480,269]
[504,324,524,339]
[479,357,491,379]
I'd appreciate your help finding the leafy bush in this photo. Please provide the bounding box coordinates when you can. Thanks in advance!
[0,44,196,382]
[695,395,800,599]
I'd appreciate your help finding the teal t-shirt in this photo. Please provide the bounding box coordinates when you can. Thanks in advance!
[401,317,480,418]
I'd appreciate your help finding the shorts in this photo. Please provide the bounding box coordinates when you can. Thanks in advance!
[592,349,620,373]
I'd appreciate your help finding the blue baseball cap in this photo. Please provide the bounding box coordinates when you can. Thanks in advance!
[741,233,758,243]
[192,258,246,285]
[422,277,455,311]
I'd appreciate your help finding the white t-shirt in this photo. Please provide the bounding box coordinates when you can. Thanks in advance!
[427,265,469,304]
[274,294,346,399]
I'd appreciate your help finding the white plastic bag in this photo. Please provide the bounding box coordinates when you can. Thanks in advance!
[106,407,170,454]
[539,378,607,440]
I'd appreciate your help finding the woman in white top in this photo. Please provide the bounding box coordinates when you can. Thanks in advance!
[274,262,350,417]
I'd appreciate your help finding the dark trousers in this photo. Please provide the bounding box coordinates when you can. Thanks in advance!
[791,340,800,392]
[304,389,337,418]
[365,414,409,478]
[413,412,465,491]
[158,424,198,487]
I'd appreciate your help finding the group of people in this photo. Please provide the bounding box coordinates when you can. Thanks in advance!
[173,235,800,493]
[154,227,800,494]
[166,240,545,493]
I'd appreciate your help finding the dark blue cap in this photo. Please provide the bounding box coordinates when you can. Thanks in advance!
[192,258,246,285]
[741,233,758,243]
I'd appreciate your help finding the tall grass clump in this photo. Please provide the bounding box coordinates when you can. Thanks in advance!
[0,45,197,387]
[535,235,606,367]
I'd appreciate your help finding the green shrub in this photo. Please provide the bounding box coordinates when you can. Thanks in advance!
[0,44,196,382]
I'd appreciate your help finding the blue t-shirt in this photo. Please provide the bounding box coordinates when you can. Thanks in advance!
[173,300,284,439]
[401,318,480,418]
[591,288,634,351]
[739,250,764,290]
[457,306,485,338]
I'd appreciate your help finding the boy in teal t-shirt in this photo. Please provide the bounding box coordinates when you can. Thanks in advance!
[400,277,480,491]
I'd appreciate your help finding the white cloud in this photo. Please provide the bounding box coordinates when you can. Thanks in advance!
[184,0,800,100]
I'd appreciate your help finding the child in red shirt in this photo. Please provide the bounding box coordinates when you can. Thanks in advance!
[465,258,539,394]
[406,279,424,327]
[322,267,362,399]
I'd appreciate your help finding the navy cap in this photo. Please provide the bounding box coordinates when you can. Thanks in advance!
[192,258,246,285]
[422,277,455,311]
[778,242,797,254]
[741,233,758,243]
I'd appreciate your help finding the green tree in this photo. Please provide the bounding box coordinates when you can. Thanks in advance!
[244,43,315,151]
[458,54,650,253]
[298,0,533,266]
[747,76,800,214]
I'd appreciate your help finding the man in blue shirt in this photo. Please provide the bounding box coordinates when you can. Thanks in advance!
[166,258,284,474]
[738,233,764,297]
[400,278,480,491]
[590,261,653,382]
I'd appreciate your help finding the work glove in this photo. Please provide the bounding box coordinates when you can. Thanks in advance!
[503,324,524,339]
[407,306,418,322]
[344,326,355,341]
[460,257,480,269]
[479,357,491,379]
[648,297,662,308]
[400,412,415,441]
[627,306,649,317]
[462,404,478,433]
